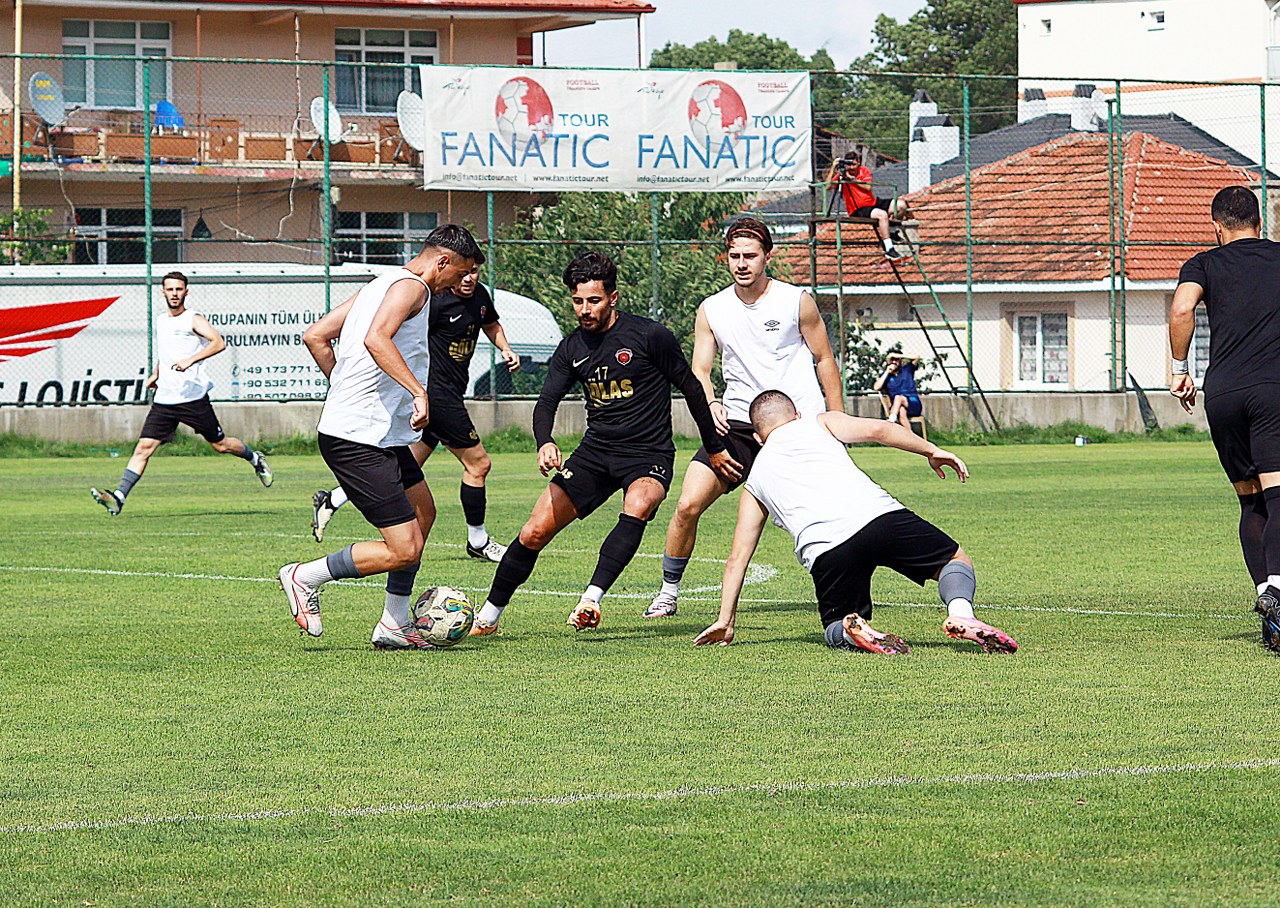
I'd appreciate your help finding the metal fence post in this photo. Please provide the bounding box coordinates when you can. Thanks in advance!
[650,193,660,319]
[1107,97,1118,392]
[322,65,332,312]
[487,190,497,400]
[1115,82,1127,387]
[144,58,154,372]
[963,79,973,394]
[1263,83,1270,238]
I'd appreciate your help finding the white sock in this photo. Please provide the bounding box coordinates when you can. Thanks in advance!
[467,524,489,548]
[329,486,349,510]
[660,580,679,598]
[882,238,894,251]
[293,556,336,588]
[582,584,605,604]
[1259,582,1270,596]
[478,601,504,626]
[382,593,411,629]
[1268,575,1280,591]
[946,598,975,620]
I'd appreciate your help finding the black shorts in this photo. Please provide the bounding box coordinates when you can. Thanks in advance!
[851,200,892,218]
[551,438,674,520]
[1205,383,1280,483]
[318,433,425,529]
[140,396,225,444]
[808,509,959,628]
[691,421,761,491]
[420,389,480,451]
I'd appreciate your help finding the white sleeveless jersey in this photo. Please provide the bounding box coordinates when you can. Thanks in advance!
[702,279,825,423]
[744,416,903,572]
[153,308,214,405]
[317,269,430,448]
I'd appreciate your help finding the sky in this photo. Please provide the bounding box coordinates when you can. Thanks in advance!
[541,0,930,69]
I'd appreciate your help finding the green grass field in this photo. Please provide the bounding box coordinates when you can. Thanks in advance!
[1,441,1278,906]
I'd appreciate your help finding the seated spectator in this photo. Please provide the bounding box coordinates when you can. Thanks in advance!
[828,153,907,262]
[873,352,922,429]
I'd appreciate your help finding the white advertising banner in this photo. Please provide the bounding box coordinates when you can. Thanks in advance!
[419,66,812,193]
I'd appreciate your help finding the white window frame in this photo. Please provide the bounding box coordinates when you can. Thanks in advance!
[1189,304,1210,383]
[333,211,438,265]
[1014,311,1070,389]
[1147,10,1166,31]
[334,28,437,115]
[62,20,173,110]
[1040,19,1052,37]
[73,207,184,265]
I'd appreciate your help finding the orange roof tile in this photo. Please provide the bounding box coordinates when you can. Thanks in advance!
[183,0,654,12]
[783,131,1259,288]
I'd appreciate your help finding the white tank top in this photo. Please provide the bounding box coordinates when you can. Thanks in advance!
[702,279,826,423]
[744,416,904,572]
[153,308,214,405]
[317,269,430,448]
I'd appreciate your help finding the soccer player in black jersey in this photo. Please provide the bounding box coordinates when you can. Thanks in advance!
[1171,185,1280,652]
[311,262,520,562]
[469,250,741,635]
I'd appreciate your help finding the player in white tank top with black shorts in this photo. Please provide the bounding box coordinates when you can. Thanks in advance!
[694,390,1018,655]
[276,225,483,651]
[645,217,845,619]
[90,271,273,517]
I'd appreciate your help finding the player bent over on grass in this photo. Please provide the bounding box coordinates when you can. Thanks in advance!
[311,261,520,562]
[469,250,739,636]
[694,390,1017,655]
[277,225,481,650]
[91,271,271,516]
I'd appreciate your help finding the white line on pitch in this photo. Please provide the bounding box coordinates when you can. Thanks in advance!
[3,758,1276,836]
[0,564,1247,618]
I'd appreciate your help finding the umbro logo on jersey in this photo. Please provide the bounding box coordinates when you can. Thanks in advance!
[764,319,781,332]
[449,314,464,322]
[573,357,591,368]
[616,348,633,365]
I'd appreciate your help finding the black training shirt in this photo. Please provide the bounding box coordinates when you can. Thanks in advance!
[1180,238,1280,395]
[533,311,725,455]
[427,283,499,397]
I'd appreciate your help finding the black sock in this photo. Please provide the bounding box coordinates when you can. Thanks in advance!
[116,468,141,500]
[1263,487,1280,580]
[1239,492,1269,586]
[487,538,540,608]
[588,514,649,593]
[235,444,256,462]
[460,482,486,529]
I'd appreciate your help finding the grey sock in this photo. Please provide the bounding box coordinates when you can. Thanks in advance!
[662,554,690,584]
[116,469,141,500]
[824,620,849,649]
[386,563,420,596]
[236,445,256,462]
[938,561,976,606]
[325,543,362,580]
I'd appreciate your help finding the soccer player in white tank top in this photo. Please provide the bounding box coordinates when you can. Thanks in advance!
[645,217,844,619]
[90,272,272,516]
[693,390,1017,655]
[277,225,481,651]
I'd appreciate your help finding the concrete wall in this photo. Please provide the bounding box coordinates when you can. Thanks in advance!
[0,392,1208,443]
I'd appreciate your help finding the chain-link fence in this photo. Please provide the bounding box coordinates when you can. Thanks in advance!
[1,55,1275,415]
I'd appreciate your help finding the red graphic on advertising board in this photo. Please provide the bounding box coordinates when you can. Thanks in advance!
[0,296,120,362]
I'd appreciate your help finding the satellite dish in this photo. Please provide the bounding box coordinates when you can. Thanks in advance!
[396,91,426,151]
[309,97,344,144]
[28,72,66,127]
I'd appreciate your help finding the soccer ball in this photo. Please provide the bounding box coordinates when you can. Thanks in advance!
[411,586,474,647]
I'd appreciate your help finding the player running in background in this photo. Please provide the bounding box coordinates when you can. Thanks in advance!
[278,225,481,650]
[469,250,739,636]
[1170,185,1280,653]
[90,272,271,515]
[694,390,1017,655]
[311,261,520,562]
[645,217,843,618]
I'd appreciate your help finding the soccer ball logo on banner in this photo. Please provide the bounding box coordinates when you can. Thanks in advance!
[687,80,747,144]
[495,77,555,150]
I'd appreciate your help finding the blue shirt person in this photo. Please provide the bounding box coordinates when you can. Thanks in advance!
[874,353,923,428]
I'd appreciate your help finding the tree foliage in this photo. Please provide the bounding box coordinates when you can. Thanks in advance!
[0,208,72,265]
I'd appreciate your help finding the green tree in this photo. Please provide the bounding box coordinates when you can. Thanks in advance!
[0,208,72,265]
[838,0,1018,159]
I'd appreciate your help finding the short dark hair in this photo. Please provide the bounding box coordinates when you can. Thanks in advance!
[161,271,188,286]
[749,389,797,435]
[724,216,774,253]
[424,224,485,266]
[562,250,617,293]
[1211,186,1261,231]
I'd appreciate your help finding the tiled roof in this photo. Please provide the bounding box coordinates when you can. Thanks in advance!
[162,0,654,12]
[781,131,1260,287]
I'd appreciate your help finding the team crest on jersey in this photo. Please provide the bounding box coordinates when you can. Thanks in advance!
[764,319,781,332]
[615,348,633,365]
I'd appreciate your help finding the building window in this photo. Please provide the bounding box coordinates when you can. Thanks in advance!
[73,208,183,264]
[62,20,172,109]
[1040,19,1052,36]
[1189,305,1210,382]
[1016,312,1069,387]
[1147,10,1165,31]
[334,211,438,265]
[335,29,437,114]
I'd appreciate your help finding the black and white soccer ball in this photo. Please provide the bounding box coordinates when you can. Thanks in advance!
[411,586,474,647]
